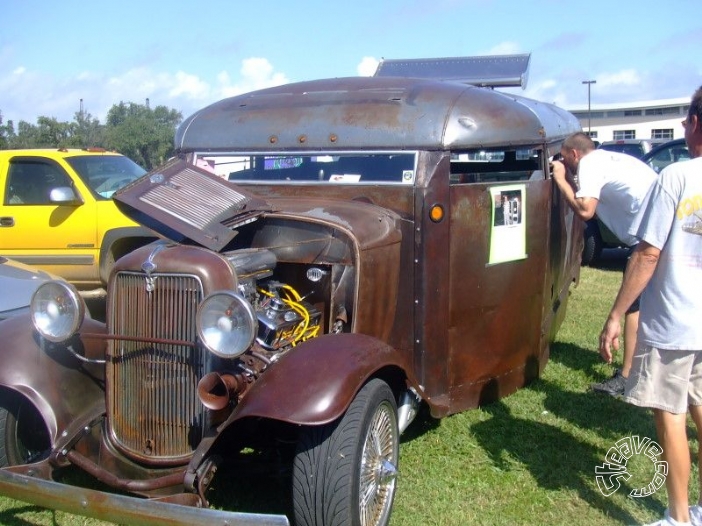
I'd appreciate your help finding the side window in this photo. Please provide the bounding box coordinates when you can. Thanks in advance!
[647,145,691,173]
[6,161,71,205]
[449,148,543,184]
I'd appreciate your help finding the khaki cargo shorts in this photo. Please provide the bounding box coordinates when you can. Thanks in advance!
[624,344,702,414]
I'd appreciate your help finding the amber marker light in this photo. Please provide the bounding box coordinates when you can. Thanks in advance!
[429,204,444,223]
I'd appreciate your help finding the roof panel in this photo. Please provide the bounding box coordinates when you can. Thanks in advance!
[175,75,580,152]
[374,54,530,88]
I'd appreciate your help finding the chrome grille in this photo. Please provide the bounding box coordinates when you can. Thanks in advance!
[107,272,205,462]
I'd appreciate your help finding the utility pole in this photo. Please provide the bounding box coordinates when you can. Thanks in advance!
[581,80,596,135]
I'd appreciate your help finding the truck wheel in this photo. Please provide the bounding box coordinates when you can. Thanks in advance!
[292,379,399,526]
[581,220,603,266]
[0,391,50,466]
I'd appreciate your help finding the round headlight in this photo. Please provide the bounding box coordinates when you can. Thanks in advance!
[197,291,257,359]
[31,281,84,342]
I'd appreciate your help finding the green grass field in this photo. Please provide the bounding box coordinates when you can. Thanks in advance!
[391,259,672,526]
[0,257,688,526]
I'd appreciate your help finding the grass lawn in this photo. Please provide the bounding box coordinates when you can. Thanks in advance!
[392,255,674,526]
[0,254,688,525]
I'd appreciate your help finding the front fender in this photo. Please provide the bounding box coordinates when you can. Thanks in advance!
[99,226,159,284]
[231,333,414,426]
[0,314,107,443]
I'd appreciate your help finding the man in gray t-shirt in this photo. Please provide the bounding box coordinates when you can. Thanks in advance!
[600,85,702,526]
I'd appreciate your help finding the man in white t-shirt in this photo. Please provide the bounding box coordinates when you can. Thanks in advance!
[599,85,702,526]
[552,132,657,396]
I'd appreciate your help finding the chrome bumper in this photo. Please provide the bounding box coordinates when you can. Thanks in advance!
[0,469,290,526]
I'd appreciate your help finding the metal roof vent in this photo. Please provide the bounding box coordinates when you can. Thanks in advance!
[373,54,530,89]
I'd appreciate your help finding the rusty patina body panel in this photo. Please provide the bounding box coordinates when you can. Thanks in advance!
[0,73,582,525]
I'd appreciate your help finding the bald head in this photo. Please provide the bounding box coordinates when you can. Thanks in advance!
[563,132,596,154]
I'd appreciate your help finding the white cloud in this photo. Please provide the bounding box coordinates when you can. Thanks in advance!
[0,58,290,124]
[482,41,522,56]
[501,77,573,109]
[0,66,62,121]
[0,56,684,127]
[169,71,211,99]
[595,69,641,88]
[357,57,380,77]
[241,57,287,84]
[106,68,162,96]
[522,78,564,104]
[217,57,289,99]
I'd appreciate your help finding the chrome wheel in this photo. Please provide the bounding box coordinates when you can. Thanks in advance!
[359,399,398,526]
[293,379,399,526]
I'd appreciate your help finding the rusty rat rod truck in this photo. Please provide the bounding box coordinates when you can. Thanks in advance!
[0,59,583,526]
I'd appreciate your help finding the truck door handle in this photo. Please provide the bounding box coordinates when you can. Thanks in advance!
[0,217,15,227]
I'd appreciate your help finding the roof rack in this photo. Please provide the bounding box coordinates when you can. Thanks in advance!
[373,54,530,89]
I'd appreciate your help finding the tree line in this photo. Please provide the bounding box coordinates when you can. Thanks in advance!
[0,102,182,170]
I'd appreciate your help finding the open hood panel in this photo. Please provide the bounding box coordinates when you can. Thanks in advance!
[113,158,271,251]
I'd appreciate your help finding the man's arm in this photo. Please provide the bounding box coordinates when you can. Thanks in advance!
[551,160,598,220]
[599,241,660,363]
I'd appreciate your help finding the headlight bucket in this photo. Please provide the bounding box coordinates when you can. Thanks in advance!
[31,280,85,342]
[197,291,257,359]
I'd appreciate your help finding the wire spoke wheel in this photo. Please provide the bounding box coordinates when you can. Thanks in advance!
[293,379,399,526]
[359,399,397,526]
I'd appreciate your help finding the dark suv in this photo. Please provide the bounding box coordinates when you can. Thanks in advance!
[643,138,690,173]
[0,75,582,526]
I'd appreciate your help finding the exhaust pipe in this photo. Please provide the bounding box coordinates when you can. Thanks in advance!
[197,372,245,410]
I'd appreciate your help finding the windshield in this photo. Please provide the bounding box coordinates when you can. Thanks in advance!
[66,155,147,198]
[194,153,417,185]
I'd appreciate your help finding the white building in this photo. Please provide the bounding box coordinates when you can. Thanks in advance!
[568,97,690,143]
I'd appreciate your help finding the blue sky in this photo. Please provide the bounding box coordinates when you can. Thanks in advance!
[2,0,701,125]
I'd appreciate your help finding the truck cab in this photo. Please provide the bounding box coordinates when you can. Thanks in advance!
[0,149,157,288]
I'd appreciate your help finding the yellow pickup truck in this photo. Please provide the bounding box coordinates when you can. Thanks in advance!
[0,148,157,289]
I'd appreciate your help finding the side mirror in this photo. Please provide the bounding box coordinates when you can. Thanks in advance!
[49,187,83,205]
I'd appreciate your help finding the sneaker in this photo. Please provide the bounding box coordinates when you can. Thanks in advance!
[643,510,692,525]
[590,368,626,396]
[690,505,702,526]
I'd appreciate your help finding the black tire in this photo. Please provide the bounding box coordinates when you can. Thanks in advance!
[292,379,399,526]
[0,390,51,467]
[582,220,603,266]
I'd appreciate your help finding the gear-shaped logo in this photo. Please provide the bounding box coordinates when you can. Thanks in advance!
[596,435,667,497]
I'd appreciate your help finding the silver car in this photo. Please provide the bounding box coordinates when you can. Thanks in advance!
[0,257,58,320]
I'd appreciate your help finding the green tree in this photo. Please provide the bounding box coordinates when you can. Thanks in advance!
[105,102,181,169]
[0,113,44,150]
[11,120,40,148]
[0,112,15,149]
[35,116,73,147]
[68,110,105,148]
[1,102,181,162]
